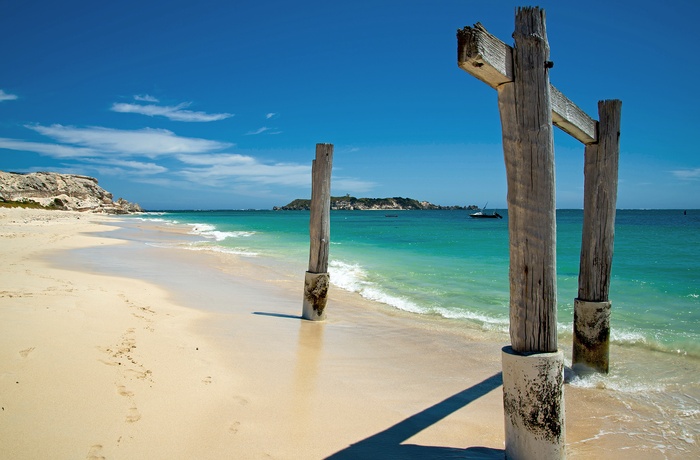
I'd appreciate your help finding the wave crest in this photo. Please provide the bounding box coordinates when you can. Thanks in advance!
[189,223,255,241]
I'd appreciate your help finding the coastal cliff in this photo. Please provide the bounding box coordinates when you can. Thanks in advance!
[274,196,472,211]
[0,171,142,214]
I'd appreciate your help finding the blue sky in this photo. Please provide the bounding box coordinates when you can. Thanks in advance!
[1,0,699,210]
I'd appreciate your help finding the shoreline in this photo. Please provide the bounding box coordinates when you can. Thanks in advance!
[1,208,697,458]
[0,208,242,459]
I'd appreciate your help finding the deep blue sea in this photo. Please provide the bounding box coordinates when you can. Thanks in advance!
[135,209,700,360]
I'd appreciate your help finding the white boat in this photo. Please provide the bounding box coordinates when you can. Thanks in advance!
[469,203,503,219]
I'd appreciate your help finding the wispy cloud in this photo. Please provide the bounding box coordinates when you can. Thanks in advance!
[245,126,282,135]
[175,153,256,167]
[246,126,271,135]
[111,97,233,122]
[1,146,167,179]
[0,137,99,158]
[1,117,372,200]
[0,89,18,102]
[176,153,311,187]
[173,153,375,193]
[671,168,700,180]
[27,124,231,158]
[266,112,278,119]
[134,94,159,103]
[83,158,169,176]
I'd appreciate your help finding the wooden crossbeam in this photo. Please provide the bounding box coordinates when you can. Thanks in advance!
[458,23,598,144]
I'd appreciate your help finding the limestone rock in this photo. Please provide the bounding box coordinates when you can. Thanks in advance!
[0,171,143,214]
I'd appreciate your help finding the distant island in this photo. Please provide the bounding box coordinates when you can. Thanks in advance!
[274,195,478,211]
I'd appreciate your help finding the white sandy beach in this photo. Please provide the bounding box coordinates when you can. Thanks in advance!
[0,208,695,459]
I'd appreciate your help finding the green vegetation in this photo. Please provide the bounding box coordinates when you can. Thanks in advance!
[281,198,312,209]
[0,198,62,210]
[274,195,466,211]
[343,196,423,209]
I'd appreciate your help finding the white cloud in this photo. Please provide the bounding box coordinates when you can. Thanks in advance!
[0,90,18,102]
[246,126,271,135]
[111,101,233,122]
[84,158,169,176]
[1,116,372,200]
[27,124,232,158]
[0,137,99,158]
[176,153,256,166]
[174,153,374,191]
[134,94,159,102]
[266,113,278,119]
[176,153,311,187]
[244,126,282,135]
[671,168,700,180]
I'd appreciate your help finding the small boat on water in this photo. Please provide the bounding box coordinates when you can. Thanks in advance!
[469,203,503,219]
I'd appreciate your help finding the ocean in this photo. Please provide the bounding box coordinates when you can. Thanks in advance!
[136,208,700,359]
[130,208,700,454]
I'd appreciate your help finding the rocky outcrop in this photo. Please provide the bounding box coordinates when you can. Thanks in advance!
[0,171,143,214]
[275,196,469,211]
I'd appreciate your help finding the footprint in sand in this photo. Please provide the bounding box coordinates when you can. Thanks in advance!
[229,421,241,434]
[86,444,105,460]
[202,376,212,384]
[125,406,141,423]
[19,347,35,358]
[116,385,134,397]
[233,396,249,406]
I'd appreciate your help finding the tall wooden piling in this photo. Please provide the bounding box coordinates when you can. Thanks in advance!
[574,100,621,374]
[498,9,565,458]
[502,7,558,354]
[458,7,622,458]
[302,143,333,321]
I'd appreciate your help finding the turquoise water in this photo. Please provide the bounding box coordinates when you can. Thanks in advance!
[137,209,700,359]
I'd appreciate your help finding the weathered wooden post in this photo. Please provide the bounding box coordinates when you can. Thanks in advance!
[499,8,564,459]
[302,143,333,321]
[459,7,569,458]
[458,6,621,456]
[573,100,621,374]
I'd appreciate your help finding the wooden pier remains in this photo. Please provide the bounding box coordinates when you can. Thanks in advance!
[574,100,621,374]
[302,143,334,321]
[458,6,620,458]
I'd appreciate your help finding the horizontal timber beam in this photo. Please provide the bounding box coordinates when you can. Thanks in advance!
[458,23,598,144]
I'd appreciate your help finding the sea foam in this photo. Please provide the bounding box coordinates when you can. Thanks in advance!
[434,307,509,332]
[189,223,255,241]
[329,259,512,326]
[329,260,424,313]
[182,242,258,257]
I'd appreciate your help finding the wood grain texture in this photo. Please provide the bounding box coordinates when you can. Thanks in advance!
[308,143,333,274]
[457,22,513,89]
[458,21,597,144]
[578,100,621,301]
[499,7,558,353]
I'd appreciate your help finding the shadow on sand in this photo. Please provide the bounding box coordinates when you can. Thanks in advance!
[252,311,504,458]
[252,311,302,320]
[326,372,505,459]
